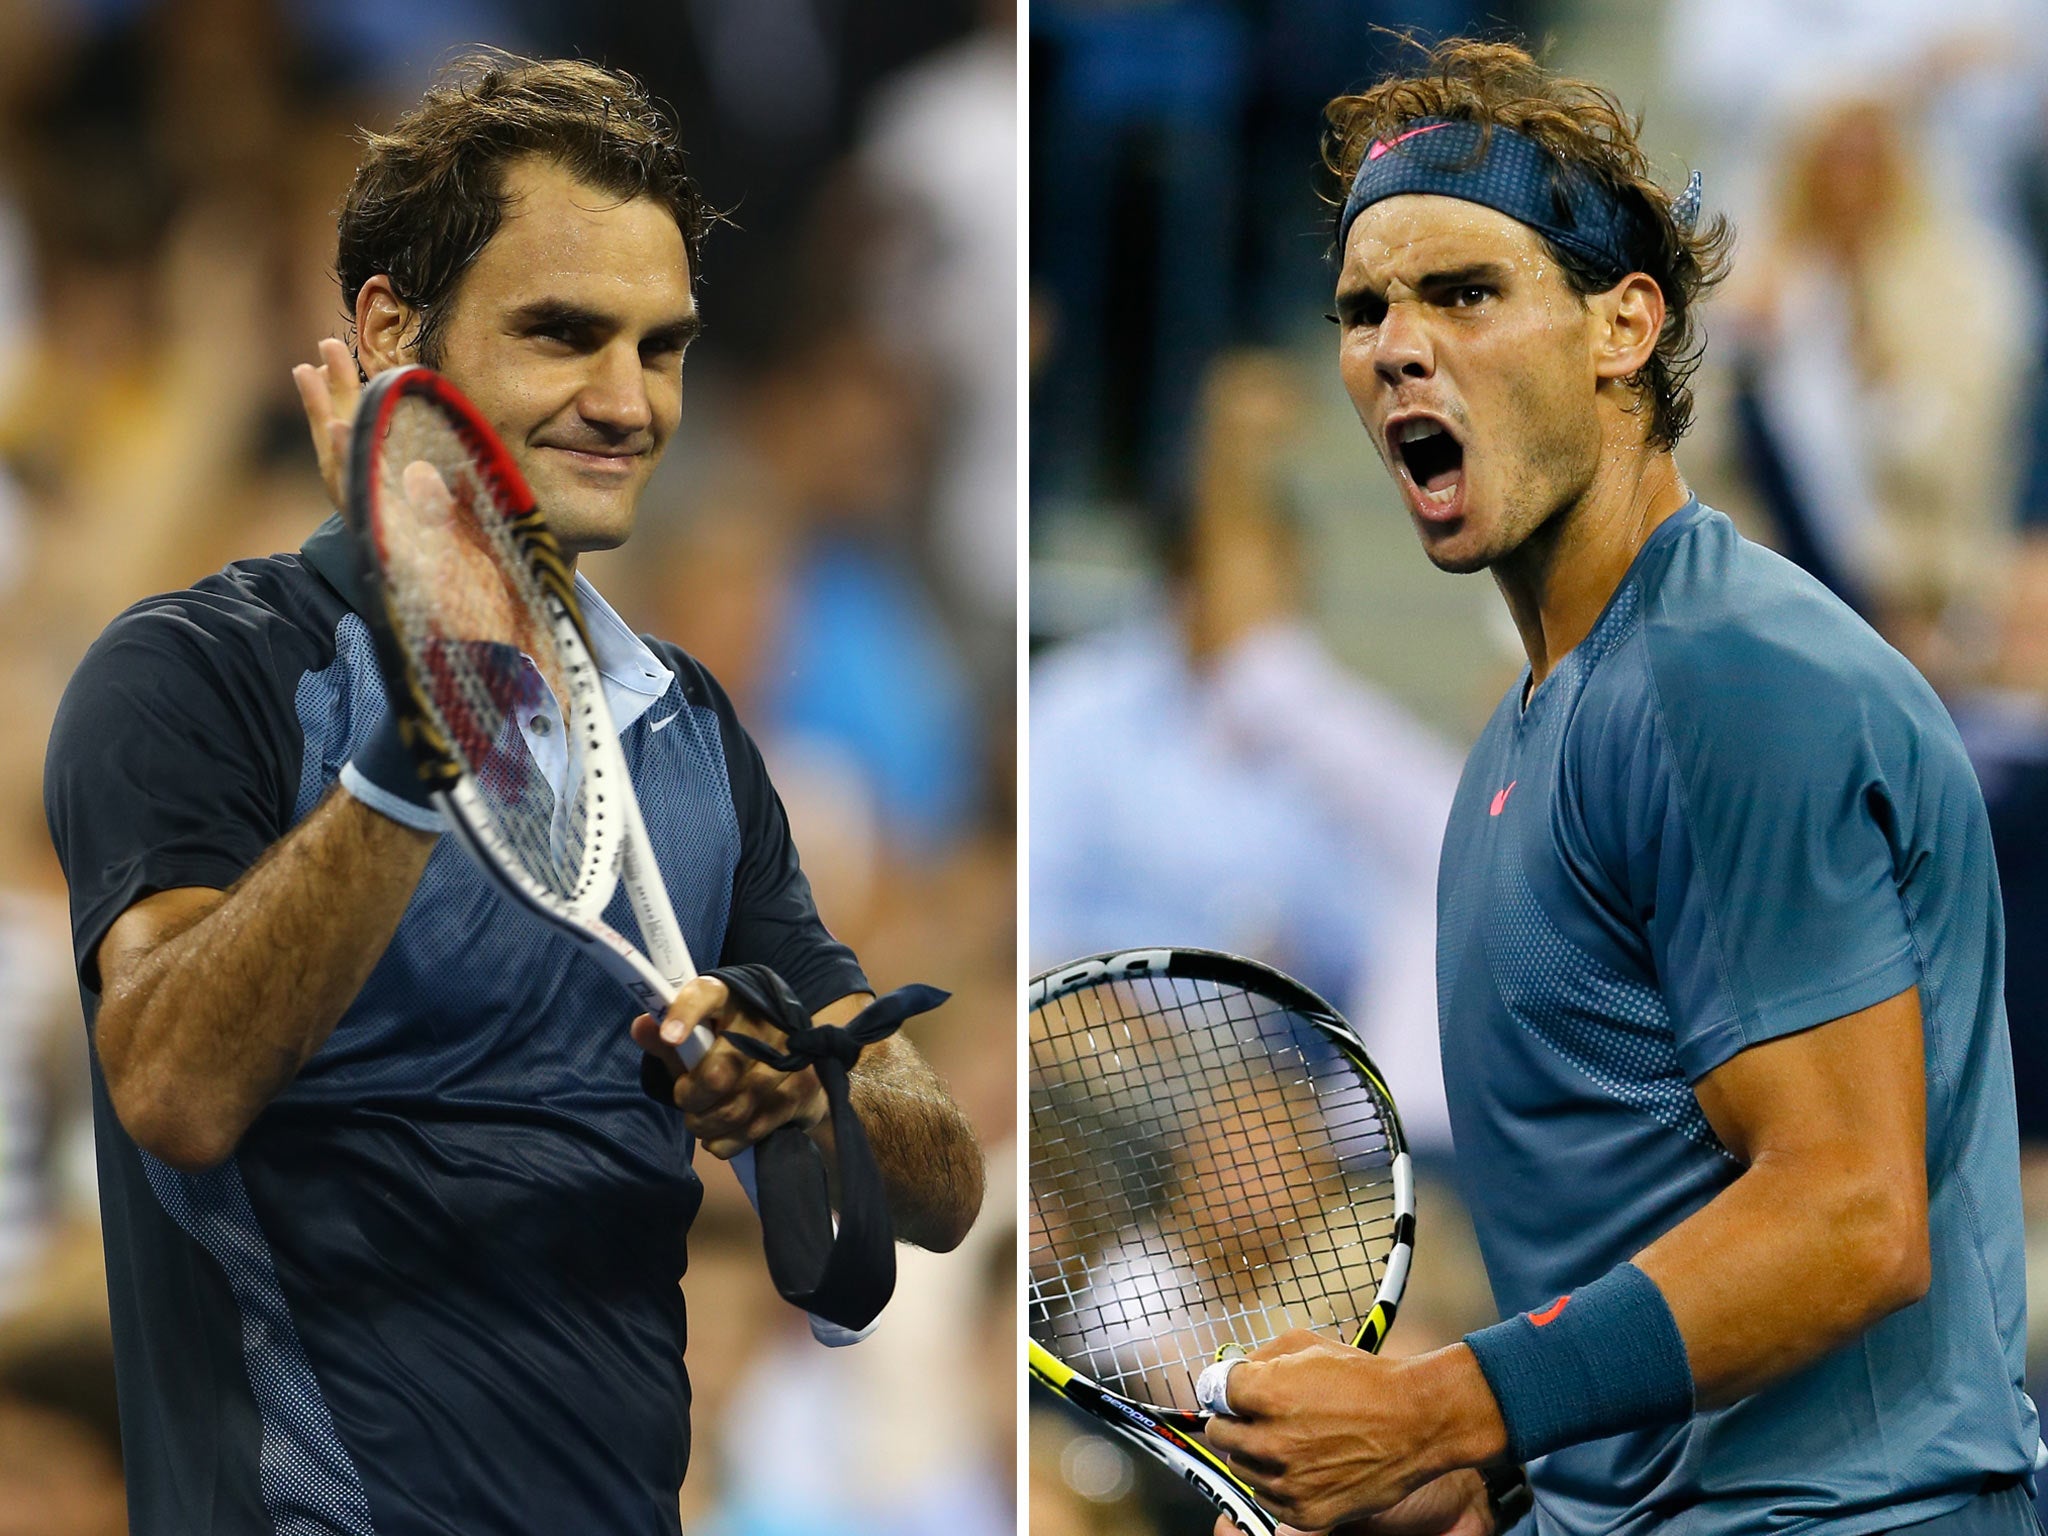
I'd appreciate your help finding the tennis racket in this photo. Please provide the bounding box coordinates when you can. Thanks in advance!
[341,364,865,1338]
[1028,946,1414,1535]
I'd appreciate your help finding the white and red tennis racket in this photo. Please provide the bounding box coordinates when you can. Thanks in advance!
[342,363,870,1341]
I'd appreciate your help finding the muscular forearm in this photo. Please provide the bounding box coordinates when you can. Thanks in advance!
[1635,1145,1929,1407]
[845,1034,984,1252]
[95,787,437,1169]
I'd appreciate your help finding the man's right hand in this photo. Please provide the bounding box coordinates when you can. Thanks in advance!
[1210,1468,1495,1536]
[290,337,365,513]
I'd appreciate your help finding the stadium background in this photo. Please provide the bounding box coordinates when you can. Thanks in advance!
[1028,0,2048,1531]
[0,2,1017,1534]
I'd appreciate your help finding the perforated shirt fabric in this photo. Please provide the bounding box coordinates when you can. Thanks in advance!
[1436,501,2035,1534]
[42,515,867,1536]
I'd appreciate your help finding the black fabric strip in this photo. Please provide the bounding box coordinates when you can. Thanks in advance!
[641,964,948,1331]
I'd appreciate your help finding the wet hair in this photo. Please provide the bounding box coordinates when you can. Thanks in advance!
[336,50,710,367]
[1325,39,1733,449]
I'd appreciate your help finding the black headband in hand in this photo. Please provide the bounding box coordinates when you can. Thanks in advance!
[641,964,948,1332]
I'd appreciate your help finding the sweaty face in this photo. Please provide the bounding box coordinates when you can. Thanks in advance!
[422,158,697,555]
[1335,196,1603,574]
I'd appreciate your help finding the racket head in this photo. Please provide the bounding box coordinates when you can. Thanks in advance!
[343,365,628,923]
[1029,947,1414,1426]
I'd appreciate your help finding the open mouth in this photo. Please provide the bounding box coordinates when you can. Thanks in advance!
[1393,419,1464,500]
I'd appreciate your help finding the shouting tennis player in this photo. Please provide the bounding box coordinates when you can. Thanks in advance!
[1200,40,2041,1536]
[42,54,982,1536]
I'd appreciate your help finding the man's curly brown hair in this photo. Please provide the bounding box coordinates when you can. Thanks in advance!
[337,50,711,368]
[1324,40,1733,449]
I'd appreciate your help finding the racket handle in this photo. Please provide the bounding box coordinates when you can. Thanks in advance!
[672,1019,720,1072]
[1197,1346,1249,1418]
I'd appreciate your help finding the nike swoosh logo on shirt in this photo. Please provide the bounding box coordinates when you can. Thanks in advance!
[1490,780,1516,816]
[648,712,680,733]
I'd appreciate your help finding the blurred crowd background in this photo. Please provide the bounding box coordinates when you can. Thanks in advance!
[0,2,1016,1534]
[1028,0,2048,1531]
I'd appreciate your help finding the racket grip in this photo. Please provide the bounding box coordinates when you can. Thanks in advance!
[1197,1347,1249,1418]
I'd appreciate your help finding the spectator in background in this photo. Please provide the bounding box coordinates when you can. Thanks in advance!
[641,326,984,861]
[859,0,1018,675]
[1727,93,2033,681]
[1661,0,2045,237]
[1031,0,1252,505]
[1031,349,1464,1154]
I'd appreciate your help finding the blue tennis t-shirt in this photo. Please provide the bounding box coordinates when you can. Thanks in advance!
[43,517,867,1536]
[1437,501,2035,1534]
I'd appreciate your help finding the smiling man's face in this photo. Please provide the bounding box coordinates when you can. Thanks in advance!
[421,156,698,555]
[1334,194,1605,574]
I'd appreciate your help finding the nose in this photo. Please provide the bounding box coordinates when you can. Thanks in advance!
[579,341,654,437]
[1371,302,1435,389]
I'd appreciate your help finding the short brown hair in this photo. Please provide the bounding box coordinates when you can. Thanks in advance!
[1325,40,1732,449]
[337,51,710,367]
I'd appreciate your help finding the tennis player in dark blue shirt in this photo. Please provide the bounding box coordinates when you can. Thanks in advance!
[1201,41,2040,1536]
[43,54,982,1536]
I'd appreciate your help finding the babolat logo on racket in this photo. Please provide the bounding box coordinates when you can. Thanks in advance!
[1028,948,1173,1006]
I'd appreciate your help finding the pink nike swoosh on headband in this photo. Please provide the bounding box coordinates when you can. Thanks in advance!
[1367,121,1454,161]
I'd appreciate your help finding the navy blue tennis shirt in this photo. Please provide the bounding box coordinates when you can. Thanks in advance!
[43,516,868,1536]
[1438,500,2036,1534]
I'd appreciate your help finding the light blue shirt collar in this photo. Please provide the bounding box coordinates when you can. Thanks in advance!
[572,572,673,733]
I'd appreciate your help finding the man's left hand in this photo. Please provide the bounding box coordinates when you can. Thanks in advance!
[1201,1334,1503,1534]
[630,976,829,1157]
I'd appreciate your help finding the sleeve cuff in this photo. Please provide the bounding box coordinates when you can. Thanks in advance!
[1680,943,1922,1081]
[339,764,448,833]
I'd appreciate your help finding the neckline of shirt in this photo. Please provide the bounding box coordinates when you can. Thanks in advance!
[569,572,674,734]
[1516,496,1704,725]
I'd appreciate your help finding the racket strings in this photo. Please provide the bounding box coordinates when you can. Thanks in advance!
[1029,975,1399,1413]
[372,399,598,901]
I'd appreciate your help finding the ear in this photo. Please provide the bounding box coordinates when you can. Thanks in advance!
[1590,272,1665,383]
[353,275,421,376]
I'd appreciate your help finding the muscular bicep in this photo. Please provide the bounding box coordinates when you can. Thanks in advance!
[1689,983,1926,1178]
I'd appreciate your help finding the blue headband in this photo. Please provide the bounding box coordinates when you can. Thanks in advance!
[1338,118,1701,280]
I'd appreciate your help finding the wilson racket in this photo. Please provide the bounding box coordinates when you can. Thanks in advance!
[342,364,876,1338]
[1028,946,1414,1535]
